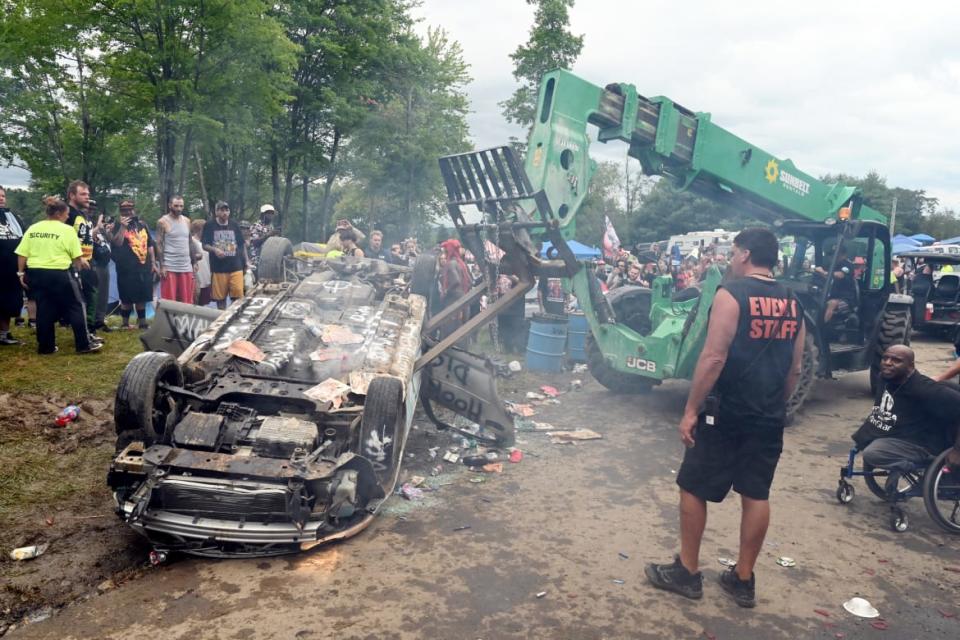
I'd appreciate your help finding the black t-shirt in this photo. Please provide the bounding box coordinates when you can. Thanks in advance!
[202,219,245,273]
[113,220,155,270]
[853,372,960,454]
[538,277,565,315]
[829,258,857,304]
[714,276,803,426]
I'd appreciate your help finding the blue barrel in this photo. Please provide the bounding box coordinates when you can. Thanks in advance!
[566,312,589,363]
[526,313,568,372]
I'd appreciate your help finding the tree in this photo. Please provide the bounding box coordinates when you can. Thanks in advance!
[628,178,755,243]
[0,0,152,199]
[95,0,296,208]
[267,0,406,240]
[500,0,583,133]
[336,27,471,239]
[821,171,938,235]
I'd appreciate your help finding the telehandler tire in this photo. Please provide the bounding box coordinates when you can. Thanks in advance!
[585,334,655,394]
[869,308,911,397]
[785,331,818,424]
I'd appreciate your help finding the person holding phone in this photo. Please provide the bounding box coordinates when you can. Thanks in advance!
[111,200,157,329]
[202,201,246,309]
[64,180,101,338]
[326,219,365,251]
[646,228,805,609]
[91,213,114,332]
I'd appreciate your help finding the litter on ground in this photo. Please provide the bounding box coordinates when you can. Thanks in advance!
[547,429,603,444]
[507,403,536,417]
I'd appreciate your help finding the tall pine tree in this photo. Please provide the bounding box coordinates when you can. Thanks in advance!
[500,0,583,134]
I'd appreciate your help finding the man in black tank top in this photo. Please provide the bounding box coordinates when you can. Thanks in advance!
[646,228,805,608]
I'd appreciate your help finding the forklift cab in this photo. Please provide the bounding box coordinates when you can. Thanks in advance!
[778,219,892,372]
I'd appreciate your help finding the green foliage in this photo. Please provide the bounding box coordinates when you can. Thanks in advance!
[501,0,584,131]
[627,178,756,243]
[574,161,633,247]
[335,27,471,240]
[0,0,468,241]
[917,209,960,240]
[820,171,938,236]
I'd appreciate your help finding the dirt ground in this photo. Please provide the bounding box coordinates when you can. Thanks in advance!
[0,393,149,632]
[4,337,960,639]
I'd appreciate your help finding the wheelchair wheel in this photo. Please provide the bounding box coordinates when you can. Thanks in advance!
[836,480,855,504]
[922,450,960,534]
[862,462,889,499]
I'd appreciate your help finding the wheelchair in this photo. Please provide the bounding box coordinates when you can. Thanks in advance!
[836,446,960,534]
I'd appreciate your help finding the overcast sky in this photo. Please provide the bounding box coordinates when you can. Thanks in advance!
[5,1,958,212]
[413,0,960,211]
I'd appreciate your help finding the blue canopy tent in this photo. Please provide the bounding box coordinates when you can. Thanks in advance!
[909,233,936,245]
[540,240,601,260]
[893,242,921,255]
[938,236,960,245]
[892,234,920,245]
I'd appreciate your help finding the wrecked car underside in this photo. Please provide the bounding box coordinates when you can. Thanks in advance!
[107,241,515,558]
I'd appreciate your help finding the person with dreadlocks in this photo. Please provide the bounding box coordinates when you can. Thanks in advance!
[438,238,471,339]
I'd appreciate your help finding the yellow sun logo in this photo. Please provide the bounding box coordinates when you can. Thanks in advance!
[765,159,779,184]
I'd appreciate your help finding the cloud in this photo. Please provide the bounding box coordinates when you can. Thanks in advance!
[416,0,960,210]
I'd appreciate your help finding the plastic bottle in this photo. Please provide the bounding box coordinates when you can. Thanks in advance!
[55,404,80,427]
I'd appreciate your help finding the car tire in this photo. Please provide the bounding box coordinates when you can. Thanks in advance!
[359,377,405,484]
[114,351,184,449]
[257,236,293,283]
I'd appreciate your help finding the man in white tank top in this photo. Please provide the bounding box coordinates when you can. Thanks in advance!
[156,195,198,303]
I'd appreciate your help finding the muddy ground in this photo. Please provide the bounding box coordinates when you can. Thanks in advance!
[0,394,149,631]
[5,337,960,639]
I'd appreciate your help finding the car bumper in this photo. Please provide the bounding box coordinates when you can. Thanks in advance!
[120,502,378,557]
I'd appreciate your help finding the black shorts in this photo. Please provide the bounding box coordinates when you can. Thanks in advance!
[117,267,153,304]
[0,271,23,316]
[676,417,784,502]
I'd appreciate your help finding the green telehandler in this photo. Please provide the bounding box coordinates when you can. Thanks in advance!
[427,70,912,419]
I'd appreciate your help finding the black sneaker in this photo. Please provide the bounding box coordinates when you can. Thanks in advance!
[77,343,103,354]
[719,566,756,608]
[645,555,703,600]
[94,322,113,333]
[0,333,19,346]
[14,317,24,327]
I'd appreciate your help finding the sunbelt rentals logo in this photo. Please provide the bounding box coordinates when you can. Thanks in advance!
[764,159,810,196]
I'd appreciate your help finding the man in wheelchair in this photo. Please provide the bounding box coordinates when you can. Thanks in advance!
[852,345,960,498]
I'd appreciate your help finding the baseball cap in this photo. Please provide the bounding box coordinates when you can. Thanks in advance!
[260,204,276,214]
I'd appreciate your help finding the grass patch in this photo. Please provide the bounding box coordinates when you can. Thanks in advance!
[0,429,114,525]
[0,320,145,397]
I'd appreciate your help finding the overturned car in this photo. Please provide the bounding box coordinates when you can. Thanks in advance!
[107,238,515,558]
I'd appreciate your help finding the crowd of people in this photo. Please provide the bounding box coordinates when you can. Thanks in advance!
[1,184,290,354]
[599,240,730,294]
[0,183,454,356]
